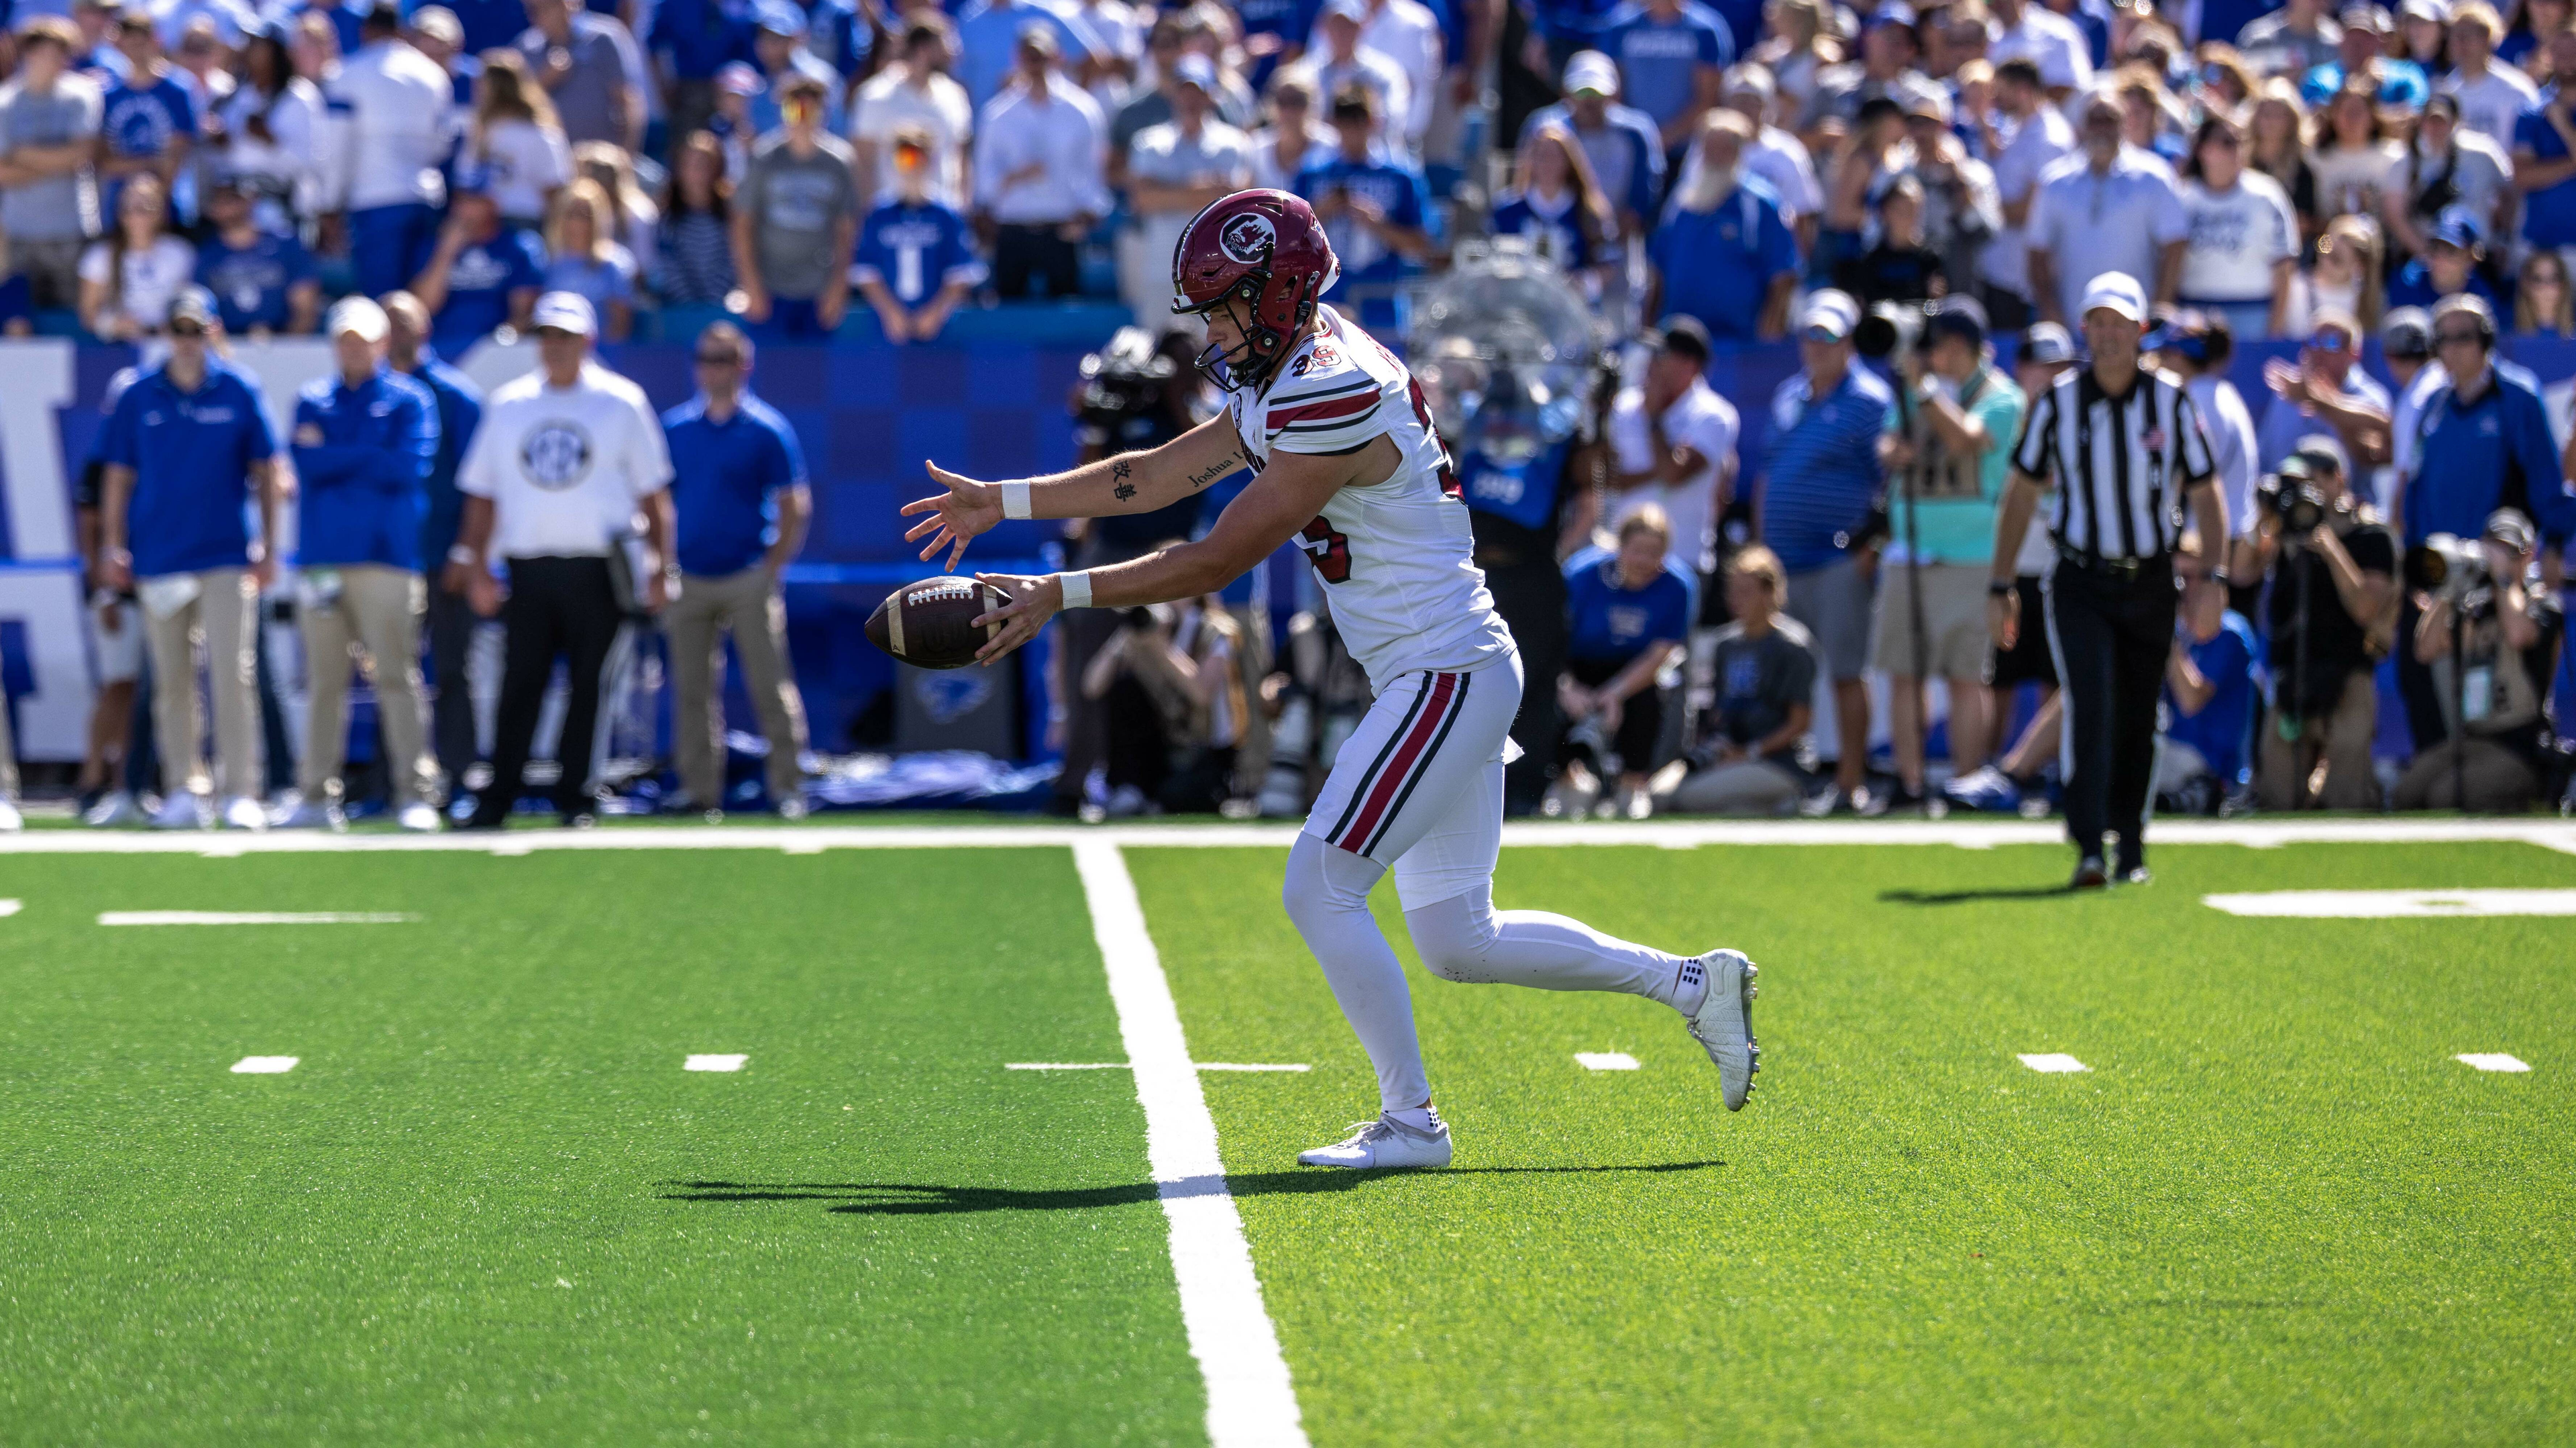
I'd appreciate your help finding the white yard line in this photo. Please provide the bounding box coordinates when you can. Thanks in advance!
[683,1054,747,1072]
[1574,1052,1642,1072]
[2456,1053,2532,1072]
[1071,839,1307,1448]
[97,911,417,926]
[2018,1053,2090,1074]
[229,1056,299,1074]
[2204,889,2576,918]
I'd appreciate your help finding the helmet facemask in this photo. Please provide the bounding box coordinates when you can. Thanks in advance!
[1175,279,1287,393]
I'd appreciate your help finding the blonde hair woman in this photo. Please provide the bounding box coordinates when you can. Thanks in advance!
[470,49,572,228]
[2285,213,2385,335]
[574,140,661,273]
[541,178,637,342]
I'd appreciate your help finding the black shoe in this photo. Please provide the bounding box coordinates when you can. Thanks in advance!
[2070,856,2108,889]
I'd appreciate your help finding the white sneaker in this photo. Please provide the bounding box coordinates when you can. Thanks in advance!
[1682,949,1761,1112]
[218,796,268,831]
[151,793,211,830]
[273,800,345,831]
[0,798,20,832]
[1296,1113,1454,1170]
[85,790,146,827]
[396,802,441,833]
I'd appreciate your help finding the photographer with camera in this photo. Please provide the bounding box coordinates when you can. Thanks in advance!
[2245,443,2398,811]
[2394,510,2566,810]
[1081,596,1249,816]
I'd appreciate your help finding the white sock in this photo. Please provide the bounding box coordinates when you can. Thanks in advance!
[1283,834,1432,1115]
[1385,1104,1440,1133]
[1404,886,1690,1007]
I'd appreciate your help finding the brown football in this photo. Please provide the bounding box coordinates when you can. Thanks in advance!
[866,575,1012,670]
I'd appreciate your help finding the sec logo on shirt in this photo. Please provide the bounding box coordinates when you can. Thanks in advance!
[520,422,594,490]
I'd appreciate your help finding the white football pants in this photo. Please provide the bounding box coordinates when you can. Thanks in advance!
[1282,652,1696,1113]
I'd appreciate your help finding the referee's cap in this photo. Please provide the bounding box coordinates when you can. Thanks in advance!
[2079,271,2147,325]
[2019,322,2076,367]
[531,291,598,338]
[326,296,388,344]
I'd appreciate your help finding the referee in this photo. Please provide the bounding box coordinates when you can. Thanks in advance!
[446,292,676,829]
[1988,273,2229,888]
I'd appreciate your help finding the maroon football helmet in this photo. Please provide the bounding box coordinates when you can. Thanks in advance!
[1170,188,1340,390]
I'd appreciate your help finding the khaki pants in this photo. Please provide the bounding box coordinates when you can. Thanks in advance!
[299,564,433,807]
[2394,738,2540,812]
[2257,670,2381,811]
[142,567,262,800]
[0,684,17,799]
[667,567,808,805]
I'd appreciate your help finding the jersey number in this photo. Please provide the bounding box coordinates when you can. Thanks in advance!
[1297,517,1352,583]
[1368,333,1464,501]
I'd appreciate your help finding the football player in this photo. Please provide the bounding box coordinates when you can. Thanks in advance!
[901,189,1760,1168]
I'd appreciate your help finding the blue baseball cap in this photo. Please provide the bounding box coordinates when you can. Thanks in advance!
[2430,203,2485,250]
[755,1,805,36]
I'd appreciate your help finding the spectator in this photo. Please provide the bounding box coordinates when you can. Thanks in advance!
[2496,0,2565,70]
[647,0,757,144]
[2398,508,2565,809]
[1305,0,1441,147]
[2156,533,2260,814]
[1080,601,1218,816]
[1837,172,1947,303]
[850,18,972,207]
[2024,91,2187,326]
[409,6,482,109]
[194,174,321,334]
[2385,93,2512,266]
[1970,56,2074,329]
[542,176,638,341]
[1609,316,1735,589]
[1801,1,1928,136]
[2245,79,2321,248]
[854,125,985,340]
[2303,3,2430,112]
[2247,444,2396,809]
[661,320,813,818]
[1599,0,1735,155]
[1071,0,1146,114]
[1758,289,1892,813]
[2239,0,2345,75]
[1293,84,1433,329]
[1292,0,1413,150]
[2310,76,2402,223]
[2398,0,2448,75]
[709,61,761,178]
[2437,2,2535,142]
[2148,314,2264,570]
[2510,36,2576,270]
[1520,52,1666,241]
[1248,71,1332,192]
[412,185,547,352]
[1109,13,1205,163]
[2514,248,2575,336]
[290,10,339,86]
[324,2,454,299]
[1556,508,1690,819]
[2257,305,2392,470]
[1898,83,2002,305]
[205,27,324,233]
[734,70,861,333]
[1666,545,1819,814]
[1719,65,1825,239]
[382,289,486,797]
[280,296,441,833]
[1120,55,1253,326]
[972,27,1109,301]
[516,0,644,152]
[1492,121,1619,295]
[466,49,573,231]
[2387,203,2501,309]
[2382,305,2439,480]
[1645,110,1797,340]
[95,290,284,832]
[78,173,194,339]
[654,129,739,305]
[97,9,194,215]
[1870,295,2023,809]
[575,142,660,270]
[0,18,107,313]
[2176,111,2298,338]
[2112,64,2190,166]
[953,0,1095,111]
[2286,211,2383,335]
[748,1,844,135]
[1985,0,2092,99]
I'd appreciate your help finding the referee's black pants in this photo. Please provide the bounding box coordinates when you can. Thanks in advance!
[474,556,621,824]
[2043,556,2175,868]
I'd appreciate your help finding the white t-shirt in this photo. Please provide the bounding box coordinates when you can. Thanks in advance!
[2178,174,2298,304]
[2438,64,2539,145]
[1609,376,1738,576]
[1977,105,2076,297]
[2309,141,2402,221]
[475,117,573,223]
[78,236,197,334]
[850,68,974,207]
[2186,373,2262,535]
[458,360,674,560]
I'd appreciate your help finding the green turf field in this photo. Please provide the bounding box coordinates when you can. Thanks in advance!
[3,830,2571,1445]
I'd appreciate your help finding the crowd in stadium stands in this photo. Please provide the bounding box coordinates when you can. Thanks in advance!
[0,0,2571,828]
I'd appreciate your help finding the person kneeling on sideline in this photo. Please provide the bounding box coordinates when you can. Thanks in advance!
[1667,546,1819,815]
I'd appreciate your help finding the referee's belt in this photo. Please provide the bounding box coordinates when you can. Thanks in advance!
[2055,543,2167,581]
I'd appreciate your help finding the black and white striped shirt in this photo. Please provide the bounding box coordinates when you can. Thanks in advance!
[2010,366,2217,564]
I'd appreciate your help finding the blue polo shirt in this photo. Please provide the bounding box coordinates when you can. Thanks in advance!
[1566,556,1691,667]
[99,359,276,579]
[1595,1,1735,131]
[431,229,547,352]
[1760,362,1895,574]
[663,391,808,576]
[2404,364,2576,546]
[2165,610,2259,787]
[400,349,486,568]
[2516,95,2576,248]
[196,229,319,333]
[1646,179,1798,341]
[290,365,439,570]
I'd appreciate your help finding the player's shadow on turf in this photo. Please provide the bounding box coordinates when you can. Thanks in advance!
[1877,884,2091,904]
[659,1162,1721,1216]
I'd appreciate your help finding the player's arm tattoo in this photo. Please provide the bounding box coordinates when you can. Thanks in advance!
[1111,458,1135,501]
[1183,460,1234,491]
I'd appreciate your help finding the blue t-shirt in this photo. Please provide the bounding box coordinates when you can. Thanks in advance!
[99,70,196,213]
[195,230,317,333]
[1489,189,1598,272]
[290,366,440,570]
[431,229,547,352]
[853,199,983,305]
[795,0,870,76]
[1295,154,1434,294]
[1232,0,1316,87]
[1646,180,1798,340]
[1459,442,1572,535]
[1566,555,1691,666]
[1595,1,1735,130]
[663,392,808,576]
[1760,363,1894,574]
[544,248,638,310]
[649,0,756,79]
[2166,611,2259,786]
[2385,258,2500,312]
[400,350,486,566]
[2516,95,2576,248]
[99,360,277,578]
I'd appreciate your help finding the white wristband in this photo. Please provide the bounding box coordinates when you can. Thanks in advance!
[1058,570,1091,610]
[1000,481,1032,520]
[447,544,479,566]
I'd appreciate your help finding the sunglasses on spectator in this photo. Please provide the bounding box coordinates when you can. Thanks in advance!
[2305,331,2351,352]
[2434,327,2485,347]
[695,352,744,366]
[169,322,207,338]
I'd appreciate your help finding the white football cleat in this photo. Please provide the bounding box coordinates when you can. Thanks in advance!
[218,796,268,831]
[1683,949,1761,1111]
[85,790,145,827]
[396,802,441,833]
[1295,1113,1453,1170]
[150,792,212,830]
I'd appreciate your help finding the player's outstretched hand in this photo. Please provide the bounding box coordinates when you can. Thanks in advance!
[900,462,1005,571]
[969,571,1062,665]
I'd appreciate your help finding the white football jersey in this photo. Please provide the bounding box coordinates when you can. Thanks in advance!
[1224,306,1513,692]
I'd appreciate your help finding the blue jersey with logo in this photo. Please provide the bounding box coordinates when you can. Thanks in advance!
[853,199,982,305]
[2165,610,2259,786]
[1646,180,1798,340]
[1595,1,1735,130]
[99,360,276,578]
[1295,154,1434,295]
[431,229,547,352]
[1566,554,1691,666]
[663,392,808,576]
[291,366,440,570]
[1458,441,1571,536]
[196,230,318,333]
[101,72,195,162]
[1489,190,1599,272]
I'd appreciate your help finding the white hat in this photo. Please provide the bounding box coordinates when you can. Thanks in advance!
[531,291,598,337]
[326,296,389,343]
[1799,289,1860,341]
[409,5,461,44]
[1563,50,1620,97]
[2079,271,2147,324]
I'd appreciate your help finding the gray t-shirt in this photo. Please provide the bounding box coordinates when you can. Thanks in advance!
[1701,618,1819,755]
[514,14,639,146]
[0,74,103,242]
[741,132,861,300]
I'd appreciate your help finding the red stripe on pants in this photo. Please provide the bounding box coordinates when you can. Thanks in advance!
[1333,672,1459,854]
